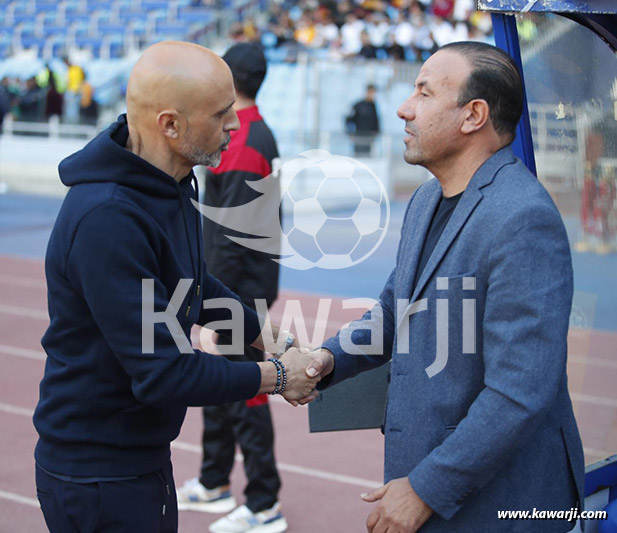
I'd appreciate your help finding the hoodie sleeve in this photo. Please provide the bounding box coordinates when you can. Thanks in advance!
[65,202,261,407]
[197,271,263,346]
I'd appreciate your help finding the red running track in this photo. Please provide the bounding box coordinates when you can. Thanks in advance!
[0,255,383,532]
[1,254,616,532]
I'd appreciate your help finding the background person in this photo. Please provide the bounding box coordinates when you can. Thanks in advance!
[345,83,380,156]
[177,42,287,533]
[45,70,64,121]
[62,56,84,124]
[79,72,99,126]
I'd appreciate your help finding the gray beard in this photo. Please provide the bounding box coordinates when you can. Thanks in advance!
[181,141,222,168]
[180,127,226,168]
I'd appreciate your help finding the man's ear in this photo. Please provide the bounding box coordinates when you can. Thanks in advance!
[157,110,181,139]
[461,99,490,135]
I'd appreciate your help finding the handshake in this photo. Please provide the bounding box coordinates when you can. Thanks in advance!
[258,345,335,406]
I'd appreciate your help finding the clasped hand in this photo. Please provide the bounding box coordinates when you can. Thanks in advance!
[278,347,334,406]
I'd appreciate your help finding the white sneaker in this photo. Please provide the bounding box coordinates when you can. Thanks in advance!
[176,478,237,513]
[209,502,288,533]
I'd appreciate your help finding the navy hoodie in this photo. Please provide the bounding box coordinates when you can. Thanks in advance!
[34,115,262,477]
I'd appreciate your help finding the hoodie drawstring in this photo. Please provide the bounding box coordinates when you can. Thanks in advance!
[175,178,202,317]
[192,174,202,298]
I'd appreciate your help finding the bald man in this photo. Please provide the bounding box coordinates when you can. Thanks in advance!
[33,42,317,533]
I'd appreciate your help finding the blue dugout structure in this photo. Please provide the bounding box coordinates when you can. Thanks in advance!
[479,1,617,529]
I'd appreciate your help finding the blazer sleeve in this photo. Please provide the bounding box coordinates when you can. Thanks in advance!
[407,204,574,520]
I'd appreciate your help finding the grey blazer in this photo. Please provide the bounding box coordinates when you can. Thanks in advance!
[322,146,584,532]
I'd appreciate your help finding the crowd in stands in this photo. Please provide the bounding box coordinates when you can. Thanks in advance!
[230,0,493,62]
[0,0,493,128]
[0,57,98,132]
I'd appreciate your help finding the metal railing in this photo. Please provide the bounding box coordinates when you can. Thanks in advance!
[1,115,99,139]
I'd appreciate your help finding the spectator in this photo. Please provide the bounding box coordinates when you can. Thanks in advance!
[63,56,84,124]
[45,71,64,121]
[314,13,339,48]
[430,15,456,48]
[79,73,98,126]
[358,30,378,59]
[0,77,13,133]
[366,12,391,50]
[411,10,435,60]
[340,13,365,55]
[393,12,415,48]
[383,30,405,61]
[294,12,317,47]
[345,83,380,156]
[17,77,44,123]
[432,0,455,18]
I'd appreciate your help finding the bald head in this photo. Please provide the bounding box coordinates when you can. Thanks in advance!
[124,42,240,180]
[127,41,232,124]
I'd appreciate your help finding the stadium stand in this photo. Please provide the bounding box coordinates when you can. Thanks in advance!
[0,0,491,195]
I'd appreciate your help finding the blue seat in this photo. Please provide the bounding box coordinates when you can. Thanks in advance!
[98,23,126,34]
[35,3,58,13]
[20,33,46,49]
[14,14,37,25]
[154,21,188,35]
[49,39,66,58]
[75,36,102,57]
[0,42,12,59]
[44,26,68,37]
[87,1,114,12]
[142,1,170,11]
[108,41,124,58]
[65,13,91,24]
[177,7,212,23]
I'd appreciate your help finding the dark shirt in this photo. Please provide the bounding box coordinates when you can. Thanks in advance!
[415,191,463,287]
[348,99,380,134]
[358,45,378,59]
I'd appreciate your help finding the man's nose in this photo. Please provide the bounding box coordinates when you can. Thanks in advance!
[397,96,414,121]
[226,110,240,132]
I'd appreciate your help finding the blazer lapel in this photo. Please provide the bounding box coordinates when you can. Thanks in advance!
[398,184,441,300]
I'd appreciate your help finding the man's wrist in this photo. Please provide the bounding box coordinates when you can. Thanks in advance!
[256,361,277,395]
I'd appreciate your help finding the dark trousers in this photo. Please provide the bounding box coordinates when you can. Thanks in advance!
[200,347,281,513]
[36,461,177,532]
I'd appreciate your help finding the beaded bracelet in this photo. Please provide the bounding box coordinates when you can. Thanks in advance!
[267,357,287,395]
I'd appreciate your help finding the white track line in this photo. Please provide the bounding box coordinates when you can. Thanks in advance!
[569,355,617,370]
[0,401,381,489]
[0,304,48,320]
[0,489,39,508]
[171,440,381,489]
[0,401,613,490]
[571,393,617,409]
[0,344,46,361]
[0,402,34,417]
[0,275,46,289]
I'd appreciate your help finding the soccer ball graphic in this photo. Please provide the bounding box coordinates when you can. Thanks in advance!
[280,150,390,270]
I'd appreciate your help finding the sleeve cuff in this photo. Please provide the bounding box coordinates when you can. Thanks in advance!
[225,360,261,402]
[408,465,465,521]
